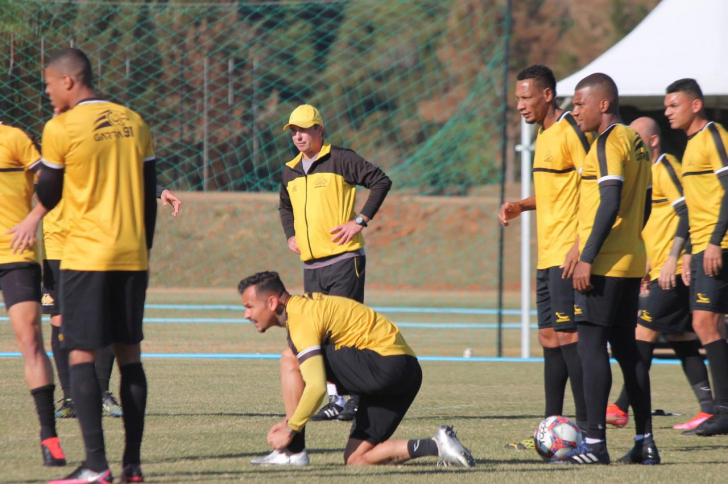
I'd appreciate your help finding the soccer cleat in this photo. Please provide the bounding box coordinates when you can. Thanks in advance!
[693,410,728,436]
[673,411,713,431]
[119,464,144,483]
[616,438,661,465]
[41,437,67,467]
[101,392,123,418]
[250,449,310,466]
[55,398,76,419]
[310,399,343,421]
[564,442,610,465]
[503,438,535,451]
[337,396,359,421]
[47,465,113,484]
[432,425,476,467]
[606,403,629,428]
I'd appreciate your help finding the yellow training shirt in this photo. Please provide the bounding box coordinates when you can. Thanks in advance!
[682,122,728,254]
[42,201,65,261]
[0,123,42,265]
[579,124,651,277]
[642,154,685,281]
[533,111,593,269]
[41,100,155,271]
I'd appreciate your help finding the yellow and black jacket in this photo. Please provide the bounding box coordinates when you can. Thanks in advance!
[279,143,391,262]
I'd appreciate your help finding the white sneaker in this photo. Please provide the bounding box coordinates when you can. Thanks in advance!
[250,449,310,466]
[433,425,476,467]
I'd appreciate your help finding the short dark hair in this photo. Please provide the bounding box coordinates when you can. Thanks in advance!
[666,78,703,100]
[575,72,618,99]
[237,271,286,296]
[516,65,557,96]
[47,48,93,87]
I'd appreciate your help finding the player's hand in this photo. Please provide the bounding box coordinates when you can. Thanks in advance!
[267,420,294,450]
[640,274,651,296]
[560,242,579,279]
[681,254,692,286]
[498,201,522,226]
[7,212,42,254]
[573,261,593,293]
[287,236,301,254]
[160,189,181,217]
[703,243,723,277]
[658,256,678,290]
[329,221,363,245]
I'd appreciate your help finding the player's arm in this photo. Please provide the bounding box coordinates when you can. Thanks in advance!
[287,353,328,433]
[157,185,181,217]
[657,161,689,288]
[144,160,158,250]
[498,196,536,226]
[278,180,300,254]
[341,149,392,222]
[704,125,728,276]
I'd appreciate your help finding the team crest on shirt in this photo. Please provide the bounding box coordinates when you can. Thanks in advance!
[696,293,711,304]
[543,152,553,164]
[313,176,329,188]
[574,305,582,316]
[555,312,571,323]
[93,110,128,130]
[41,293,54,306]
[639,310,652,323]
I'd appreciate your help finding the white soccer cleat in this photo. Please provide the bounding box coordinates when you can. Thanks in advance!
[250,449,310,466]
[433,425,476,467]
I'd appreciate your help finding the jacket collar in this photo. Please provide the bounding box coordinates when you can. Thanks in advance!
[285,142,332,169]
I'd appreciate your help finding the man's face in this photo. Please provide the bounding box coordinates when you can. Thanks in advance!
[290,125,323,154]
[572,87,602,133]
[664,92,698,131]
[44,66,70,112]
[241,286,278,333]
[515,79,550,125]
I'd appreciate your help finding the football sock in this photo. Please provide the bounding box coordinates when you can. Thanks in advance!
[31,384,57,441]
[407,438,439,459]
[610,326,652,436]
[543,346,568,418]
[326,383,345,407]
[287,428,306,454]
[70,362,108,472]
[613,341,655,413]
[560,342,587,429]
[51,325,70,400]
[671,339,714,414]
[703,339,728,411]
[96,346,115,395]
[577,322,611,441]
[120,362,147,466]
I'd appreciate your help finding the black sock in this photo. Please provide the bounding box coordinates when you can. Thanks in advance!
[95,346,115,395]
[560,342,587,430]
[610,341,654,415]
[543,346,568,417]
[611,328,652,436]
[671,339,715,414]
[407,438,439,459]
[70,362,107,471]
[614,386,629,413]
[120,362,147,466]
[577,322,611,441]
[287,428,306,454]
[31,384,57,441]
[51,325,70,400]
[703,339,728,411]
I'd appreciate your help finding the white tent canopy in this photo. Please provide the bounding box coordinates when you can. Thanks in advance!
[557,0,728,109]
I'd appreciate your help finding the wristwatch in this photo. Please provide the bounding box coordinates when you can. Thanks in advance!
[355,215,368,227]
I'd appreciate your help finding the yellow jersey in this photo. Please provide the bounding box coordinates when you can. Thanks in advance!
[533,111,593,269]
[643,154,685,281]
[578,124,651,277]
[0,123,42,265]
[682,122,728,253]
[41,99,155,271]
[42,201,65,261]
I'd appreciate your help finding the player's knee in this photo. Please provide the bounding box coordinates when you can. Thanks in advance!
[344,452,368,466]
[538,328,558,348]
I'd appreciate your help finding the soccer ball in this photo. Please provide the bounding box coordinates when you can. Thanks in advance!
[533,415,582,461]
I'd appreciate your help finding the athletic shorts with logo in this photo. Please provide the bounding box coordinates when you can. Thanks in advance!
[536,267,577,331]
[637,278,692,334]
[690,250,728,314]
[60,270,148,351]
[41,259,61,314]
[321,345,421,445]
[0,262,41,309]
[304,254,366,303]
[575,275,641,327]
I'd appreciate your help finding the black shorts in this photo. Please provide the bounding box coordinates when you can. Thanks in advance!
[0,262,41,310]
[575,275,641,327]
[304,254,365,303]
[60,270,148,350]
[536,267,577,331]
[637,278,692,334]
[322,345,422,445]
[42,259,61,314]
[690,250,728,314]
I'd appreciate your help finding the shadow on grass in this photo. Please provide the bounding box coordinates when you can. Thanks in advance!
[146,412,285,418]
[406,414,544,421]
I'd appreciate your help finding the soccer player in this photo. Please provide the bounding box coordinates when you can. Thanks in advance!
[568,73,658,465]
[239,271,475,467]
[499,65,589,449]
[606,117,714,433]
[279,104,392,421]
[665,78,728,436]
[13,47,157,484]
[2,123,66,467]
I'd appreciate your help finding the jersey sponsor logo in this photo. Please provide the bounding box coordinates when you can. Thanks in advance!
[696,293,711,304]
[555,312,571,323]
[639,310,652,323]
[93,110,135,141]
[543,151,553,164]
[41,293,54,306]
[313,176,328,188]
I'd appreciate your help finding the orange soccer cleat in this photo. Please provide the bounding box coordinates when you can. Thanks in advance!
[606,403,629,428]
[673,411,713,431]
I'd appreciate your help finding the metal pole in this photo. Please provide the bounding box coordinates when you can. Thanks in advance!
[519,117,533,358]
[252,51,259,169]
[203,56,209,191]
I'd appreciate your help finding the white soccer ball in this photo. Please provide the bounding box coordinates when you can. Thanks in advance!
[533,415,583,461]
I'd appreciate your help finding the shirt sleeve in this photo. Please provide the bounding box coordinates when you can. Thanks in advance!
[40,119,69,169]
[564,115,591,172]
[658,158,686,210]
[12,128,42,171]
[596,133,625,186]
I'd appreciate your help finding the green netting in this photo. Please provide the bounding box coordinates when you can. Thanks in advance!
[0,0,510,292]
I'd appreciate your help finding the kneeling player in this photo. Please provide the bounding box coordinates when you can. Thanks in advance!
[239,271,475,467]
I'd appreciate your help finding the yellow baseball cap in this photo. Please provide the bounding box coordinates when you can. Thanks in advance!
[283,104,324,131]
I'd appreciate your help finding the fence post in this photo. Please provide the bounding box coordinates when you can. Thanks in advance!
[203,55,209,191]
